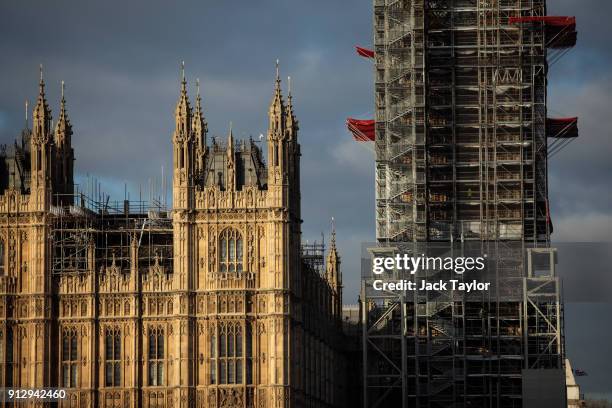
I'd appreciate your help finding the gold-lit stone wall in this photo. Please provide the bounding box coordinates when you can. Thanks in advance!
[0,68,346,407]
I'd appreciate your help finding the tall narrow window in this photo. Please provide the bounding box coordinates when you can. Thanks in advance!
[0,241,4,275]
[148,327,164,386]
[105,328,121,387]
[274,145,279,166]
[6,327,13,387]
[218,323,244,384]
[210,333,216,384]
[62,328,78,388]
[219,229,243,273]
[246,323,253,384]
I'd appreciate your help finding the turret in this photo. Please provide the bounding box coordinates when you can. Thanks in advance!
[32,66,52,144]
[226,124,236,191]
[193,78,208,176]
[30,65,53,210]
[285,76,298,142]
[54,82,71,147]
[54,81,74,205]
[172,62,195,210]
[267,60,287,189]
[326,218,342,321]
[285,75,301,222]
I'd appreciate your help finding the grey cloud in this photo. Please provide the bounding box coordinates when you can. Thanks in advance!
[0,0,610,314]
[0,0,374,304]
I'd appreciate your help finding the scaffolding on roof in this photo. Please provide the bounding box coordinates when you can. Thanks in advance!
[301,239,326,276]
[50,191,173,277]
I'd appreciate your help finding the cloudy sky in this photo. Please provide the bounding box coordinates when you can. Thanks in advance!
[1,0,610,399]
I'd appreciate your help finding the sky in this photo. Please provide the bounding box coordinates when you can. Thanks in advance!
[1,0,611,400]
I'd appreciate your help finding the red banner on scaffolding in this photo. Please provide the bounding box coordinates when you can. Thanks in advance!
[347,118,375,141]
[546,117,579,138]
[356,46,375,59]
[508,16,575,26]
[508,16,577,48]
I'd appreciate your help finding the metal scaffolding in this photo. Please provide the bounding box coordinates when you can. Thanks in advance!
[363,0,573,406]
[50,192,173,277]
[302,237,327,276]
[373,0,561,243]
[361,243,563,408]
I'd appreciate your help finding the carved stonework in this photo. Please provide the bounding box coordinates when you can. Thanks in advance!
[219,388,243,408]
[0,67,345,407]
[208,389,217,407]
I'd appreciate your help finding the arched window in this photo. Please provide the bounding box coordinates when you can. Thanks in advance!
[219,229,243,273]
[105,328,121,387]
[148,327,164,386]
[211,322,249,385]
[62,328,78,388]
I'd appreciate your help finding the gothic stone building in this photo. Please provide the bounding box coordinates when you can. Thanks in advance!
[0,67,346,407]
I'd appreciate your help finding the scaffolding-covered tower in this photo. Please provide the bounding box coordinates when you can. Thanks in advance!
[363,0,576,406]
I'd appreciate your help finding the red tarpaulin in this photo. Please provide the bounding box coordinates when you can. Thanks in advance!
[546,117,579,138]
[347,118,375,141]
[508,16,575,26]
[356,46,375,59]
[508,16,577,48]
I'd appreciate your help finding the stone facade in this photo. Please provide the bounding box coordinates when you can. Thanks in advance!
[0,66,346,407]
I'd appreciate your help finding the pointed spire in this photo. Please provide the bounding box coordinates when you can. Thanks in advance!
[269,59,285,134]
[274,59,282,100]
[272,60,284,105]
[286,75,297,131]
[59,80,67,116]
[38,64,44,96]
[193,78,203,117]
[287,76,293,111]
[174,60,191,139]
[328,217,338,264]
[55,80,72,143]
[21,99,31,147]
[33,64,52,141]
[330,216,336,247]
[179,60,188,98]
[326,216,341,289]
[287,75,292,99]
[226,122,236,190]
[227,121,234,158]
[192,77,207,153]
[37,64,46,106]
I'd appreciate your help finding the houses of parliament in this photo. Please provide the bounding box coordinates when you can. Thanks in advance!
[0,65,348,407]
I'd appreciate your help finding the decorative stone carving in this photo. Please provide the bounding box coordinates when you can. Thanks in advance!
[219,388,243,408]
